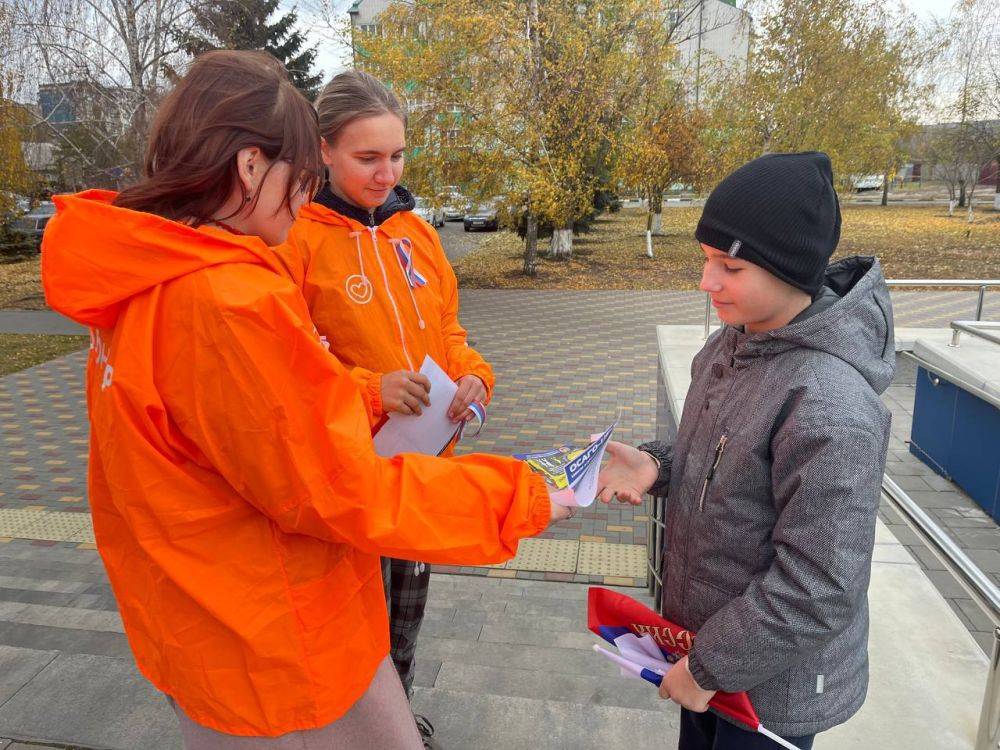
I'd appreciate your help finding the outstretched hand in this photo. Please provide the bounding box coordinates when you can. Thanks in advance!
[548,486,576,525]
[596,441,659,506]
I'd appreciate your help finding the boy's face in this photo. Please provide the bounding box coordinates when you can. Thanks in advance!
[699,244,810,334]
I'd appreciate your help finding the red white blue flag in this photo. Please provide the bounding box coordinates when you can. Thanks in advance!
[588,587,804,750]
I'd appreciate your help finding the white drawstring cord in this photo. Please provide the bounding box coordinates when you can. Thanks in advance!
[368,226,415,371]
[345,231,373,304]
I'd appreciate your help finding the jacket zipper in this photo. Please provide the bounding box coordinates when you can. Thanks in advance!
[367,225,415,370]
[698,435,728,512]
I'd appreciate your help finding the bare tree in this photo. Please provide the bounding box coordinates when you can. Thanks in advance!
[927,0,999,216]
[9,0,193,189]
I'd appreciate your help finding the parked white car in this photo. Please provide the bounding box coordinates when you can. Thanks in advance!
[413,197,445,227]
[852,174,883,192]
[441,192,468,221]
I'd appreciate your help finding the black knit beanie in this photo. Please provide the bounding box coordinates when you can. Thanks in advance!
[695,152,842,296]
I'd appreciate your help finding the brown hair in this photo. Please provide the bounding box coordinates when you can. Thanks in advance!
[315,70,407,146]
[115,50,322,222]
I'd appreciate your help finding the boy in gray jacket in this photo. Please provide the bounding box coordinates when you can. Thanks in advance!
[598,152,895,750]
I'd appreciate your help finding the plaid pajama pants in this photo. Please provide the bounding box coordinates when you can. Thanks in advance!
[381,557,431,697]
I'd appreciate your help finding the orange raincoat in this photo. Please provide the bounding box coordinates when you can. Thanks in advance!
[41,190,549,736]
[281,192,493,424]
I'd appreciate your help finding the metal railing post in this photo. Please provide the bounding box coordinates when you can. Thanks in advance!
[882,476,1000,748]
[975,627,1000,750]
[703,293,711,339]
[647,495,657,599]
[977,285,987,322]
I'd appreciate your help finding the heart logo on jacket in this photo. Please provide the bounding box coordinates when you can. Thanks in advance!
[345,274,374,304]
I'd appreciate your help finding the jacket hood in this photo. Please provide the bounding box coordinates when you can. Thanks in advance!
[41,190,284,329]
[309,184,415,227]
[733,256,896,394]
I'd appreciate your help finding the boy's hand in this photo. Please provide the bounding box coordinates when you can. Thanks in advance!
[449,375,487,422]
[381,370,432,415]
[659,656,715,712]
[596,441,659,505]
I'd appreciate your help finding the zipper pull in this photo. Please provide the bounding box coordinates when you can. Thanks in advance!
[698,435,728,512]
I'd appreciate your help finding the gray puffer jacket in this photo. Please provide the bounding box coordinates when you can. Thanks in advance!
[641,256,895,737]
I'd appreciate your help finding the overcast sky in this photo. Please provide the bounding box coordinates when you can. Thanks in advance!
[296,0,960,82]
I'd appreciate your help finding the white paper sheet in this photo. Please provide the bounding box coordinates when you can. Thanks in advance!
[613,633,672,676]
[372,355,460,458]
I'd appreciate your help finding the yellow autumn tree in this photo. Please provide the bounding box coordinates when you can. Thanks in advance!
[358,0,679,272]
[0,7,34,215]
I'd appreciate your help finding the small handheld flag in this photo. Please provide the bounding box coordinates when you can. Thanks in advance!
[588,587,804,750]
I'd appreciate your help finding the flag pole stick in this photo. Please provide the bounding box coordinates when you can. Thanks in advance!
[757,725,804,750]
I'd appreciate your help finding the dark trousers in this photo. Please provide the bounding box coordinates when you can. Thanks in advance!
[381,557,431,698]
[679,709,816,750]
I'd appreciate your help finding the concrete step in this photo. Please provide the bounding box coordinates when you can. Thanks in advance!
[410,686,679,750]
[412,575,677,748]
[431,660,664,712]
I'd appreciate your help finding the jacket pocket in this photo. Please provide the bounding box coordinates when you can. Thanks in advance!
[685,574,741,632]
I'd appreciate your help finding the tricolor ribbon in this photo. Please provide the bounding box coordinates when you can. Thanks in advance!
[390,237,427,289]
[456,400,487,441]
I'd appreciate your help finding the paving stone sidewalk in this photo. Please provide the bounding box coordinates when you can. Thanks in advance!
[0,288,998,748]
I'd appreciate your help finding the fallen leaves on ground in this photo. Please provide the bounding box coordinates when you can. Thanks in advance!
[454,206,1000,289]
[0,334,88,376]
[0,256,45,309]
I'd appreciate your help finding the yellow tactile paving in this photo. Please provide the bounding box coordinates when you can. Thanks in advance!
[0,508,94,543]
[472,538,649,578]
[504,538,579,574]
[576,541,647,578]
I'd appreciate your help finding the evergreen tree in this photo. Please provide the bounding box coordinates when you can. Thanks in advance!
[180,0,322,99]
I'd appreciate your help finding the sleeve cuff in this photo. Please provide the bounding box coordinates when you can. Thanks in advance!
[637,440,673,496]
[687,648,720,692]
[526,472,551,535]
[365,374,383,418]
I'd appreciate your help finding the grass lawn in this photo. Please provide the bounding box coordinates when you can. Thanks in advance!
[0,256,45,309]
[454,205,1000,289]
[0,334,88,376]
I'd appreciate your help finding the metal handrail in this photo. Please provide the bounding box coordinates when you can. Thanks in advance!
[703,279,1000,338]
[881,476,1000,750]
[950,320,1000,348]
[882,476,1000,620]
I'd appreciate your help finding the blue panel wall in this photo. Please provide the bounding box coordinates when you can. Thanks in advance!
[949,388,1000,521]
[910,365,1000,522]
[910,366,958,477]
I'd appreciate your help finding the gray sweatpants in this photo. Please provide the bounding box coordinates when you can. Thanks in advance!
[168,656,422,749]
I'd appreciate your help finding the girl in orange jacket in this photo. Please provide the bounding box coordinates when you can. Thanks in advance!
[41,50,570,749]
[279,72,490,740]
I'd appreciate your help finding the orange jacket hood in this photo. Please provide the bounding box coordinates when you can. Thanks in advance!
[42,189,285,329]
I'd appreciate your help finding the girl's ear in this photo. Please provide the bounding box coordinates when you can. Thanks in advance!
[235,147,263,196]
[320,138,336,168]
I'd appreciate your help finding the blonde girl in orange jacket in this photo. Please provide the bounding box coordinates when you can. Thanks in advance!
[279,71,494,743]
[41,51,572,750]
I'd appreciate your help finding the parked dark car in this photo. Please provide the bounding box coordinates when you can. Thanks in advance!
[463,203,499,232]
[13,201,57,243]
